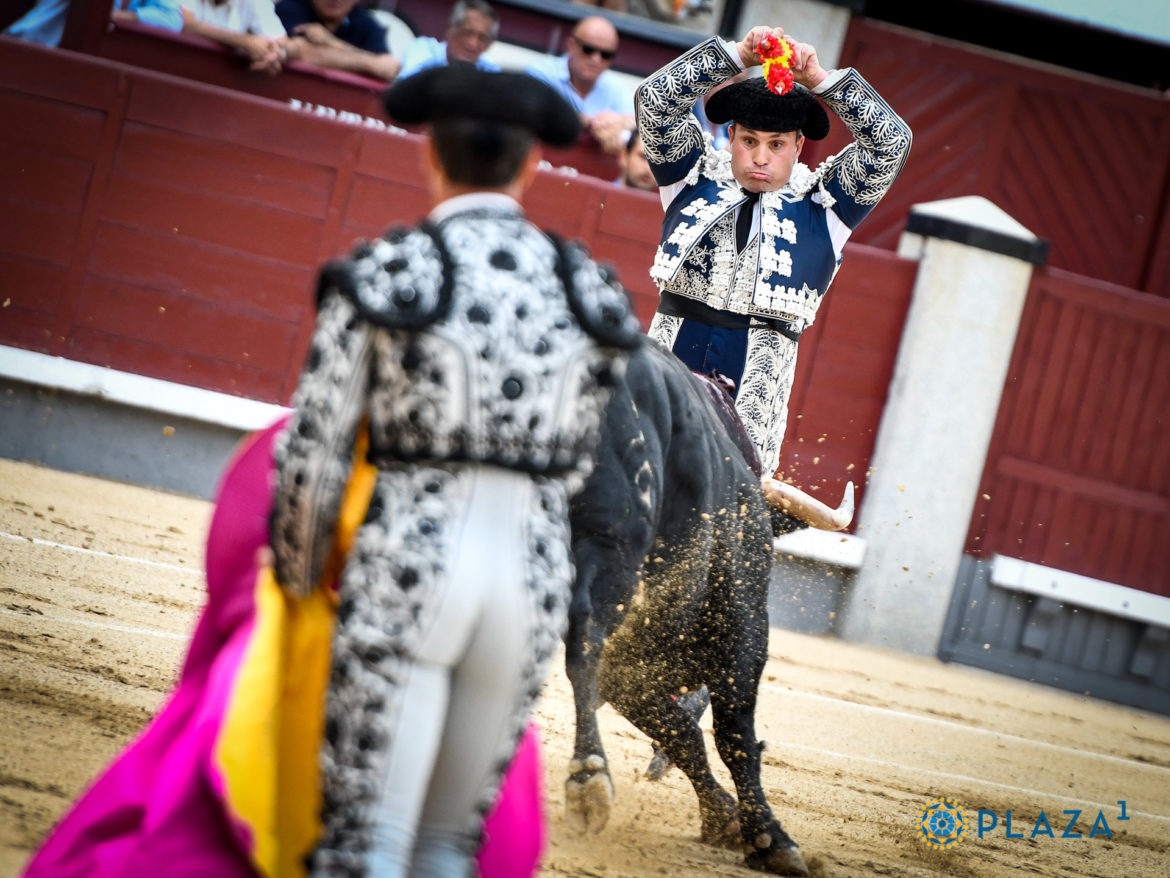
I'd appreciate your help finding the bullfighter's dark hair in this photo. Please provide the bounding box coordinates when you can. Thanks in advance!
[431,117,534,187]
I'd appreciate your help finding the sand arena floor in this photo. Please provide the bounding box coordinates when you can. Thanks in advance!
[1,458,1168,877]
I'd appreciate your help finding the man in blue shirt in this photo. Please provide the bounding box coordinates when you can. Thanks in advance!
[5,0,79,46]
[276,0,399,81]
[397,0,500,80]
[108,0,184,35]
[525,15,632,156]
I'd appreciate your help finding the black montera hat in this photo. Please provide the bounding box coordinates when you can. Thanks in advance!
[383,64,581,147]
[705,77,830,141]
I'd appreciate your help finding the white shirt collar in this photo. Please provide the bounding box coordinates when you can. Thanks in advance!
[428,191,523,224]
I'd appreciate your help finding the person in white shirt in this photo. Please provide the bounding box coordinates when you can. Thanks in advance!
[525,15,633,155]
[177,0,287,74]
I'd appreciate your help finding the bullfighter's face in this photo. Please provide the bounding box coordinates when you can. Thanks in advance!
[727,124,804,193]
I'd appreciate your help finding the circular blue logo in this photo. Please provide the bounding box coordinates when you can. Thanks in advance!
[917,797,968,850]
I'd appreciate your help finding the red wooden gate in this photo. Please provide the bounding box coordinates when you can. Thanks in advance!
[821,19,1170,295]
[965,267,1170,597]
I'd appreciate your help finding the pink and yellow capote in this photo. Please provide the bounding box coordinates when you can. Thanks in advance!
[22,417,547,878]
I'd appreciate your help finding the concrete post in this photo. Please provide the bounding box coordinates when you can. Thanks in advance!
[837,196,1049,654]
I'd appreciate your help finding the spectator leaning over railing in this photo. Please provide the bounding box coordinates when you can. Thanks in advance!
[276,0,400,82]
[175,0,287,75]
[109,0,184,33]
[524,15,633,157]
[4,0,74,46]
[397,0,500,80]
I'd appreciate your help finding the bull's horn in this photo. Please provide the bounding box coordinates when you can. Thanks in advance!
[762,478,854,531]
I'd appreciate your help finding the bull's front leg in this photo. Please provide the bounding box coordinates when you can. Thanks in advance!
[562,583,615,833]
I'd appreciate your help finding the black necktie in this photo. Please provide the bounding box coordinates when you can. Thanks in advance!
[736,190,760,252]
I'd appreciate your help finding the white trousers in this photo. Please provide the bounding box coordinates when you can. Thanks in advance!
[312,464,573,878]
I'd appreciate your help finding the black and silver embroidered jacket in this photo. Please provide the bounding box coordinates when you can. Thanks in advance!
[636,37,912,336]
[270,205,641,595]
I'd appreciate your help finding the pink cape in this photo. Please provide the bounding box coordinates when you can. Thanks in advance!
[21,418,546,878]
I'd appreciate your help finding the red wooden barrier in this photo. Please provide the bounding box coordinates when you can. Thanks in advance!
[0,38,663,402]
[76,17,623,184]
[966,267,1170,597]
[95,18,389,119]
[0,37,914,531]
[832,19,1170,295]
[779,244,917,516]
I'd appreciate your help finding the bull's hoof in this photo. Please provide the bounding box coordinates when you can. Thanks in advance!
[699,789,741,850]
[565,755,614,834]
[644,745,674,781]
[745,842,809,876]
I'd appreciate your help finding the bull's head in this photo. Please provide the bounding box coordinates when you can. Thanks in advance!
[762,478,854,532]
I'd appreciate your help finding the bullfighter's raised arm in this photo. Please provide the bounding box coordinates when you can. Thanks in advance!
[809,67,912,228]
[634,36,745,186]
[635,32,911,223]
[640,24,911,481]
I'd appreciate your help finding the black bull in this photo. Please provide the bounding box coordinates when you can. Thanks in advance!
[565,338,809,876]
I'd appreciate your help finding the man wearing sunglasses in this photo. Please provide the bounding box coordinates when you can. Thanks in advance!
[525,15,634,155]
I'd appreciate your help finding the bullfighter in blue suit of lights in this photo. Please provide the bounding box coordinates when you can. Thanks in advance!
[637,25,912,476]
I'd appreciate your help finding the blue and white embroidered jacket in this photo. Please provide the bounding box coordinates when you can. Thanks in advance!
[635,37,912,336]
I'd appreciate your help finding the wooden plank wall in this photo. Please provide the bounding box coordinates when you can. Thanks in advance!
[779,244,916,513]
[89,20,624,188]
[0,44,646,401]
[0,38,915,511]
[826,18,1170,295]
[966,268,1170,597]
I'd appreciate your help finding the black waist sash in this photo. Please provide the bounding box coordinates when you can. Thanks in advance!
[657,292,802,342]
